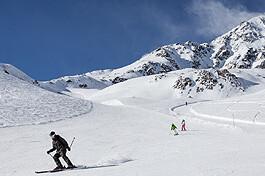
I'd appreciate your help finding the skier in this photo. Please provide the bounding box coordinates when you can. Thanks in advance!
[171,123,179,135]
[185,102,188,106]
[181,119,187,131]
[47,131,75,170]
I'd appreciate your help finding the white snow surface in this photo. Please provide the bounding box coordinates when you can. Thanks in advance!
[0,68,92,127]
[2,64,265,176]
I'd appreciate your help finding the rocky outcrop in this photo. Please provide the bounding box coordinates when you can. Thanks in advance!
[173,76,193,90]
[173,69,244,97]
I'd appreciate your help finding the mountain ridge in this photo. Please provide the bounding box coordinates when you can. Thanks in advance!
[43,15,265,89]
[3,15,265,95]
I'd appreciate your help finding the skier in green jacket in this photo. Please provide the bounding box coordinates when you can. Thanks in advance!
[171,123,179,135]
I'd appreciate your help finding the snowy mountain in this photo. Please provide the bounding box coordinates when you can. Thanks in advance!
[3,15,265,100]
[46,15,265,88]
[211,15,265,69]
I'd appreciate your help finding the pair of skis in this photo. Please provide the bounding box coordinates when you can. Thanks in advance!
[35,164,118,174]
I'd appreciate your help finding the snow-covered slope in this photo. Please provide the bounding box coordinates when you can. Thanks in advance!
[2,63,265,176]
[88,69,261,103]
[40,74,108,93]
[3,68,265,176]
[88,41,213,84]
[0,66,92,127]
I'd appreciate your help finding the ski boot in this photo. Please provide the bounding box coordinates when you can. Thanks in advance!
[67,165,77,169]
[53,166,65,171]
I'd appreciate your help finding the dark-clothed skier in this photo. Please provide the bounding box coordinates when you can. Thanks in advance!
[47,131,75,170]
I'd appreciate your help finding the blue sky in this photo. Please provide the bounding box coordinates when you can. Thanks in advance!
[0,0,264,80]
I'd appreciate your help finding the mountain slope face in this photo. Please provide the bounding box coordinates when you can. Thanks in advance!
[100,15,265,82]
[0,66,92,127]
[40,74,108,93]
[47,15,265,87]
[88,41,213,84]
[89,68,261,103]
[211,15,265,69]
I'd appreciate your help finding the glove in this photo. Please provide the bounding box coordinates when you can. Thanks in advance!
[47,150,50,154]
[67,147,71,151]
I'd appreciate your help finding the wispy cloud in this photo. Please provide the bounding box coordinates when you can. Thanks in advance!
[141,4,186,42]
[189,0,261,37]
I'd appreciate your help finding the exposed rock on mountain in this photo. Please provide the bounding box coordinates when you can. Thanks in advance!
[173,69,244,98]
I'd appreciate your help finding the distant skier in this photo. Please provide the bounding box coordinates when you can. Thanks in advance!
[185,102,188,106]
[47,131,75,170]
[171,123,179,135]
[181,120,187,131]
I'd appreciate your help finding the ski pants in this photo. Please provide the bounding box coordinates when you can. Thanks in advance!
[181,125,186,131]
[173,129,178,135]
[53,150,73,167]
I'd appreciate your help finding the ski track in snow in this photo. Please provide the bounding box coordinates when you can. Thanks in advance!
[96,154,133,166]
[184,97,265,126]
[170,99,265,128]
[190,106,265,126]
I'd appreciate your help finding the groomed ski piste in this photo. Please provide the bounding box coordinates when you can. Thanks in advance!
[2,64,265,176]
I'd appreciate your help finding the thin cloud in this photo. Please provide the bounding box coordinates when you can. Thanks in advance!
[189,0,261,37]
[148,11,184,41]
[141,4,186,42]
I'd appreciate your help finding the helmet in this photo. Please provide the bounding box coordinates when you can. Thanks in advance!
[49,131,55,137]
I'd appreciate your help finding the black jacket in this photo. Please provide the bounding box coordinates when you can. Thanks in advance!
[48,135,70,153]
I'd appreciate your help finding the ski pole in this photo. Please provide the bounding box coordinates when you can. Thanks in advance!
[69,137,75,149]
[49,153,53,158]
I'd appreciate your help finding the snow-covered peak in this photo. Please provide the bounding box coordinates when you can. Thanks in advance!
[81,41,213,85]
[211,15,265,69]
[246,15,265,28]
[212,18,265,50]
[70,15,265,85]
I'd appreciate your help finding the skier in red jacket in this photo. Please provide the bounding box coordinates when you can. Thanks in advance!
[181,120,187,131]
